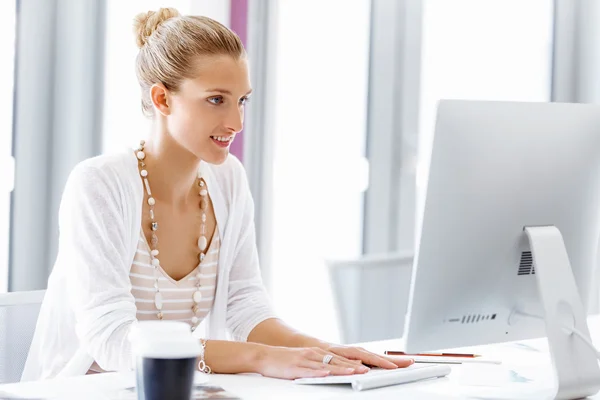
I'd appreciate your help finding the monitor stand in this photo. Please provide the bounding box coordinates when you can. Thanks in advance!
[512,226,600,399]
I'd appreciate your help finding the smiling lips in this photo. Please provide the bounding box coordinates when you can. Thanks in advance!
[210,135,233,148]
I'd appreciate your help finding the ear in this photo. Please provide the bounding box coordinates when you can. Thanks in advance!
[150,83,171,116]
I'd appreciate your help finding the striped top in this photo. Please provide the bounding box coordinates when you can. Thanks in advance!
[88,226,219,373]
[130,226,220,324]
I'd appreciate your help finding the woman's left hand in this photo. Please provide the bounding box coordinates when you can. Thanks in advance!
[324,345,414,370]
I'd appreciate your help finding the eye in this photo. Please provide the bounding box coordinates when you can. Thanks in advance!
[239,96,251,106]
[208,96,224,105]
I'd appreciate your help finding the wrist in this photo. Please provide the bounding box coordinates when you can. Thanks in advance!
[247,342,271,374]
[292,333,331,349]
[197,339,211,374]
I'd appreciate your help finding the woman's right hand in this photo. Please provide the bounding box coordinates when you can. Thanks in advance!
[255,346,370,380]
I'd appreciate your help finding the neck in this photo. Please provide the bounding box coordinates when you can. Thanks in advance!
[142,122,200,206]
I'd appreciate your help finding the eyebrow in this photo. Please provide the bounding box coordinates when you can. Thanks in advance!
[206,88,253,96]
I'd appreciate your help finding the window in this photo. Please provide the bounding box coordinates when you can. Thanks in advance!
[102,0,193,153]
[0,0,17,292]
[268,0,371,343]
[417,0,554,192]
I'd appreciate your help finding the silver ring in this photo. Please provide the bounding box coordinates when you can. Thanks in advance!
[322,354,334,365]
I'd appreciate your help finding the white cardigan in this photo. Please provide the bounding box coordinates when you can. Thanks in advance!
[21,150,276,381]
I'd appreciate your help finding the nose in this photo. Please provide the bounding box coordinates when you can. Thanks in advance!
[225,104,244,133]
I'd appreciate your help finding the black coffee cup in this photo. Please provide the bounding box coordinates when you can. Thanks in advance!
[130,321,201,400]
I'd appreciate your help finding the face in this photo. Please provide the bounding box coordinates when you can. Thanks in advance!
[153,55,252,165]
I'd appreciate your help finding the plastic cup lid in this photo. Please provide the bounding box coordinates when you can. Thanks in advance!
[130,321,202,359]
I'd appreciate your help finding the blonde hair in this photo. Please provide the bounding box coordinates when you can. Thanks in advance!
[133,8,246,117]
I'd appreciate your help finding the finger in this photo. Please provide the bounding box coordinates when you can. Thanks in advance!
[329,355,369,373]
[312,350,369,373]
[385,356,415,368]
[361,353,399,369]
[313,348,358,364]
[335,347,399,369]
[304,361,356,376]
[291,367,331,379]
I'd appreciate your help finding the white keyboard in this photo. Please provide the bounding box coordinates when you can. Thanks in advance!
[294,364,451,391]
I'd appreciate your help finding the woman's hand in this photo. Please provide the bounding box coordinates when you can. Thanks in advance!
[255,346,372,380]
[324,344,414,369]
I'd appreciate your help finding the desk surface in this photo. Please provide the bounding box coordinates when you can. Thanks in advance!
[3,316,600,400]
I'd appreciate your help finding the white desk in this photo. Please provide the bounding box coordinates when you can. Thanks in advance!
[3,316,600,400]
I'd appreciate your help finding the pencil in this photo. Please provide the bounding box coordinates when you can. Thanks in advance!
[384,351,481,358]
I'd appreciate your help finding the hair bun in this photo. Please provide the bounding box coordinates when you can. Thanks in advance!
[133,8,181,49]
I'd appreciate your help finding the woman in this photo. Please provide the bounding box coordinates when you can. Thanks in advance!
[22,8,413,381]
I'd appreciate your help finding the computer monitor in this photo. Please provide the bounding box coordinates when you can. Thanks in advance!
[403,100,600,399]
